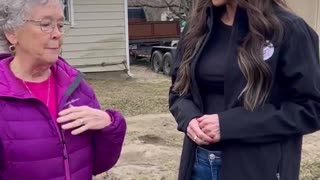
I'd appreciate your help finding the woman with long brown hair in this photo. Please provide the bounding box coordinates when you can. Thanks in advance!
[169,0,320,179]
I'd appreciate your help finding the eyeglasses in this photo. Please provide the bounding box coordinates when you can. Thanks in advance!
[23,19,65,34]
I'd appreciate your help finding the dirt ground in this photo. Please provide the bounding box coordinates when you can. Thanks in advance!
[88,63,320,180]
[95,114,183,180]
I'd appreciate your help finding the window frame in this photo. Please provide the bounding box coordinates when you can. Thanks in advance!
[63,0,74,27]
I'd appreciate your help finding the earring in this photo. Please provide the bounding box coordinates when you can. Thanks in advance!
[9,45,16,53]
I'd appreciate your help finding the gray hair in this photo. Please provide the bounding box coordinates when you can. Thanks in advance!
[0,0,64,53]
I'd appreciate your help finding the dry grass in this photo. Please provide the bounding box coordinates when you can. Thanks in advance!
[88,79,170,116]
[86,63,171,116]
[301,161,320,180]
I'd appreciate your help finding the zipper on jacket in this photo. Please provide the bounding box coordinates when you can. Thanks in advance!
[57,72,84,180]
[43,102,71,180]
[61,131,71,180]
[49,113,71,180]
[276,143,283,180]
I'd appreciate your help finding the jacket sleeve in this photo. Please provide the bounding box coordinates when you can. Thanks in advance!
[92,109,126,175]
[169,27,203,133]
[218,18,320,143]
[86,88,126,175]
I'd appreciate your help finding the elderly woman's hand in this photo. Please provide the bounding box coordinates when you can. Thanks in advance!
[57,106,112,135]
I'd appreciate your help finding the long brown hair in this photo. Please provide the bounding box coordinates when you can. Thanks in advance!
[172,0,289,111]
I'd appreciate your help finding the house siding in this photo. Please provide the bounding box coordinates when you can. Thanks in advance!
[62,0,127,72]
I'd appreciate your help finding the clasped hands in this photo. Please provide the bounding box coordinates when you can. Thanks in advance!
[187,114,221,145]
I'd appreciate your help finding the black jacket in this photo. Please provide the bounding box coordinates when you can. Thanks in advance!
[169,5,320,180]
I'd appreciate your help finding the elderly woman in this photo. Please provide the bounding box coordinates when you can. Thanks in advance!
[0,0,126,179]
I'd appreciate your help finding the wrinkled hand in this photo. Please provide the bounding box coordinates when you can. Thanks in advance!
[187,118,215,145]
[57,106,111,135]
[198,114,221,143]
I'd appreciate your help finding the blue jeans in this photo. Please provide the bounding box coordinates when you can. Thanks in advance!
[191,147,222,180]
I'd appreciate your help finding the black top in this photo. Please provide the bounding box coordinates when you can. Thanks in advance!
[195,19,232,150]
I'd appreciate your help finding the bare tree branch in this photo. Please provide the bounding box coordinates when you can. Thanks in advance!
[128,0,179,8]
[128,0,193,20]
[129,4,179,8]
[181,0,192,15]
[161,0,185,20]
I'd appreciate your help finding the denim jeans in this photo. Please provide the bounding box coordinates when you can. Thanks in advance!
[191,147,222,180]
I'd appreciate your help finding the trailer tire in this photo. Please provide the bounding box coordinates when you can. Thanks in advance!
[163,52,173,76]
[151,50,164,73]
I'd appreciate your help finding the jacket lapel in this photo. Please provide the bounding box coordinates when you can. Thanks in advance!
[190,6,216,112]
[224,7,249,109]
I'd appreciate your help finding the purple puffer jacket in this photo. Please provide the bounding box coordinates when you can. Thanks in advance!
[0,54,126,180]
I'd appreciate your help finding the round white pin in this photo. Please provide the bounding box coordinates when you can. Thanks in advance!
[263,40,274,61]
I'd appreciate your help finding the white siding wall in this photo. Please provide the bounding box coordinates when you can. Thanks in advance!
[62,0,127,72]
